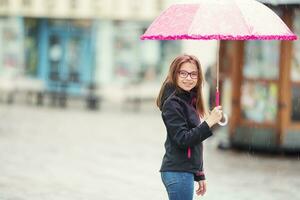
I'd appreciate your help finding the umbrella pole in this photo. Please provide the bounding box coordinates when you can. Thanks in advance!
[216,40,228,126]
[216,40,220,107]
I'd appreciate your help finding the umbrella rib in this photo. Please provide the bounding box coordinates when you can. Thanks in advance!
[233,0,253,37]
[187,4,200,38]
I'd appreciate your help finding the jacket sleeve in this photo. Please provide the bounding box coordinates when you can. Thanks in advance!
[194,171,206,181]
[194,145,205,181]
[162,100,213,149]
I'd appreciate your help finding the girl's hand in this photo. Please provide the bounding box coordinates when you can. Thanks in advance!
[205,106,223,128]
[196,180,207,196]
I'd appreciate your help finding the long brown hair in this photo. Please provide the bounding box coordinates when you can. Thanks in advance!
[156,54,206,117]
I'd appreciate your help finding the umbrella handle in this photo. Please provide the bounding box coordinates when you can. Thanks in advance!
[218,113,228,126]
[215,90,228,126]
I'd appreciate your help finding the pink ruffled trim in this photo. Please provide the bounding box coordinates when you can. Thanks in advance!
[140,34,297,40]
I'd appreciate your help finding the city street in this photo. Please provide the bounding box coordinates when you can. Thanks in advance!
[0,103,299,200]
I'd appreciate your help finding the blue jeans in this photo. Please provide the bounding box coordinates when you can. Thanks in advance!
[161,172,194,200]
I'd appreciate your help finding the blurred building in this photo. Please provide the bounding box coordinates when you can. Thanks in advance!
[0,0,185,105]
[219,0,300,152]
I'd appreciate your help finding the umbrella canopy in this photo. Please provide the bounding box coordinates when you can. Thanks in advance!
[140,0,297,40]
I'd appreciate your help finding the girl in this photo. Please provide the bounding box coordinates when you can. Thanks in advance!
[157,54,222,200]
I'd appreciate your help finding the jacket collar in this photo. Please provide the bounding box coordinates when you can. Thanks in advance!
[175,87,197,104]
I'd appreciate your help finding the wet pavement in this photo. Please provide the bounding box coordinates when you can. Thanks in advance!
[0,103,299,200]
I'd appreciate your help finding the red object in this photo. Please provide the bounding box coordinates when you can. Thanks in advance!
[188,147,191,158]
[215,90,220,106]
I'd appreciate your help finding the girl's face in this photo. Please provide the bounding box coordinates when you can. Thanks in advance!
[177,62,198,92]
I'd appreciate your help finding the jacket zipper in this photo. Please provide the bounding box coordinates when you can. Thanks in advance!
[187,98,196,160]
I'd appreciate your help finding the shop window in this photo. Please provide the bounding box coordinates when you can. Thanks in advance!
[1,18,23,71]
[113,21,181,83]
[291,9,300,122]
[242,40,280,123]
[48,35,62,81]
[159,41,181,78]
[66,36,81,83]
[24,18,38,75]
[244,41,280,79]
[114,21,140,83]
[241,81,278,123]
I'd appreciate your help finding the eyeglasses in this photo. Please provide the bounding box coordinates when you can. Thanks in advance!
[178,70,198,79]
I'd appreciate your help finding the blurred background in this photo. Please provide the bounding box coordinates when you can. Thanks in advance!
[0,0,299,199]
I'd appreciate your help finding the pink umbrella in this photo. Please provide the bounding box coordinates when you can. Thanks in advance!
[140,1,297,40]
[140,0,297,126]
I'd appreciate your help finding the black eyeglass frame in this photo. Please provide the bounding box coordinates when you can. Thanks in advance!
[178,70,198,79]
